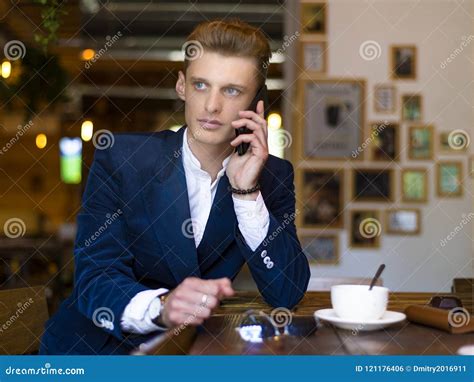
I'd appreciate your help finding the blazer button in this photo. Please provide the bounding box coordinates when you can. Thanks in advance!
[266,261,274,269]
[263,256,271,265]
[260,250,267,258]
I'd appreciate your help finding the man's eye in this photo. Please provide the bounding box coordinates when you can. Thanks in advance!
[225,88,240,96]
[194,82,206,90]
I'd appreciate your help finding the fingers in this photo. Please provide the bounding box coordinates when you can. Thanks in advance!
[215,278,235,298]
[163,277,234,328]
[230,133,267,157]
[231,118,267,148]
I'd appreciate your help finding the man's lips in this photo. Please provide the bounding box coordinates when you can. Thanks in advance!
[197,118,223,129]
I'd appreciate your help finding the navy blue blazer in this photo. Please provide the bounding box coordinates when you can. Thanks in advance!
[39,126,310,355]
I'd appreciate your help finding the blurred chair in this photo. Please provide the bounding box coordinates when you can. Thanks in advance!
[307,277,383,291]
[0,286,49,354]
[451,278,473,294]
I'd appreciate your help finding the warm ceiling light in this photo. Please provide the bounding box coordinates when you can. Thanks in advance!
[81,120,94,141]
[267,113,282,130]
[36,133,47,149]
[81,49,95,61]
[1,61,11,79]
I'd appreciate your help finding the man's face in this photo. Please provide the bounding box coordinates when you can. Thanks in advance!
[176,51,260,149]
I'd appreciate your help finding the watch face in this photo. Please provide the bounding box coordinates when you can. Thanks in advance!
[148,298,162,319]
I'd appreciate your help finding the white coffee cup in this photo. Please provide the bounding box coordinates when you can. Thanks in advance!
[331,284,389,321]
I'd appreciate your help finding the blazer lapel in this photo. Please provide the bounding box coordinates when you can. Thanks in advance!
[140,126,201,284]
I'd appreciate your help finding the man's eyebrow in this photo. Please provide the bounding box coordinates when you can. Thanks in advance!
[189,76,247,90]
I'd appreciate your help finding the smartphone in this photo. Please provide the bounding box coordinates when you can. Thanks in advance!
[235,85,269,156]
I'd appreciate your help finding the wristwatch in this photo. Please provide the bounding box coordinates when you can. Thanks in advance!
[149,292,170,327]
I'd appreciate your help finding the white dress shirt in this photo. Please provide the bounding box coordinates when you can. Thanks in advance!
[120,127,270,334]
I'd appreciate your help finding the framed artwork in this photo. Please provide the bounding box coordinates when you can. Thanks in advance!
[349,210,381,248]
[439,131,469,153]
[352,168,394,202]
[368,122,400,162]
[402,94,422,122]
[437,161,463,197]
[401,168,428,203]
[374,84,396,113]
[391,45,417,79]
[300,234,339,264]
[408,125,434,160]
[300,1,327,35]
[386,209,421,235]
[299,38,327,74]
[297,168,344,228]
[302,78,365,159]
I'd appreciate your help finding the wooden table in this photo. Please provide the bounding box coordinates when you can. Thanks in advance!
[135,291,473,356]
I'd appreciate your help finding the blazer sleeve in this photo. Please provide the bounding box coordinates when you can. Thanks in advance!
[73,146,150,341]
[233,160,310,309]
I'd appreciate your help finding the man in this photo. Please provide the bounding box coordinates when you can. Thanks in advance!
[40,19,310,355]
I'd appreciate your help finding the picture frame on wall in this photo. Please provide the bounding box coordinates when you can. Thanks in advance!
[437,161,463,197]
[386,209,421,235]
[299,38,327,74]
[300,1,327,35]
[401,168,428,203]
[402,94,422,122]
[408,125,434,160]
[352,168,394,202]
[374,84,396,114]
[368,122,400,162]
[439,132,469,153]
[302,78,365,160]
[349,210,381,249]
[300,234,339,264]
[297,168,344,229]
[391,45,417,79]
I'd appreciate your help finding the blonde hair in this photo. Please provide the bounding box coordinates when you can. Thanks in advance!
[183,19,272,86]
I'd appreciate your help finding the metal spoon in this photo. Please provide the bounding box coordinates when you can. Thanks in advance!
[369,264,385,290]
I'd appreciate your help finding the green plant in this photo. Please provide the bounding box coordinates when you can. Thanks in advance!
[33,0,68,52]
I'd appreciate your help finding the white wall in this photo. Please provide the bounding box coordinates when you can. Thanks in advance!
[284,0,473,292]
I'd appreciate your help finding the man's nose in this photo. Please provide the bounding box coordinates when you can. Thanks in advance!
[204,90,222,114]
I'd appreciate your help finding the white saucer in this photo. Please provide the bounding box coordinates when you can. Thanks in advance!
[314,309,406,331]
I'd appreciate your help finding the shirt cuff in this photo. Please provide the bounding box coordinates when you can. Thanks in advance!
[232,191,270,251]
[120,288,169,334]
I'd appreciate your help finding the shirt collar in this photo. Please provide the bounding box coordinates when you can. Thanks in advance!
[182,127,232,179]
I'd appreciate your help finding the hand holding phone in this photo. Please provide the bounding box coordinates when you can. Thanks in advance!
[235,85,269,156]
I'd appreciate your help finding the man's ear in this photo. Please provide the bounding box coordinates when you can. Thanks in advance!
[175,71,186,101]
